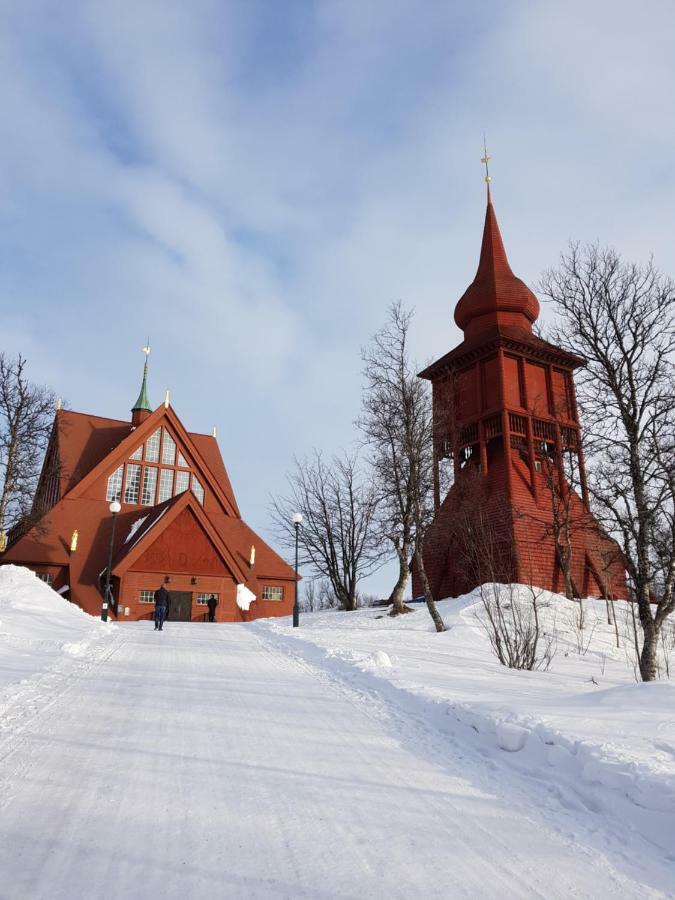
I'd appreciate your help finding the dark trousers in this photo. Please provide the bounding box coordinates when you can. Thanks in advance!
[155,606,166,629]
[208,609,216,622]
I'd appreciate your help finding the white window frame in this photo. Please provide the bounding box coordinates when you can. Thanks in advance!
[261,585,284,602]
[139,590,155,604]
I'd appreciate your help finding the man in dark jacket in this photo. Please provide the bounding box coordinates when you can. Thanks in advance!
[154,584,169,631]
[207,594,218,622]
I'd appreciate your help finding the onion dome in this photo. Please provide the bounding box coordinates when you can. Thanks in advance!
[454,189,540,338]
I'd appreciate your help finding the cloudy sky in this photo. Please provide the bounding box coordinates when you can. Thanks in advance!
[1,1,674,596]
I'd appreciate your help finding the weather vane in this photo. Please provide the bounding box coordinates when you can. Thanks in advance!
[481,135,491,185]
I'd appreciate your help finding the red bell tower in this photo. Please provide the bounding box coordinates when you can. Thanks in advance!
[413,184,626,601]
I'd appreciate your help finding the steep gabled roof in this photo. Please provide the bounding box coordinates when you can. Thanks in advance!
[55,409,132,494]
[111,491,248,583]
[66,404,240,517]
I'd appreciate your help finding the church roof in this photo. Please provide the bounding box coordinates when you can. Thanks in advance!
[453,189,541,339]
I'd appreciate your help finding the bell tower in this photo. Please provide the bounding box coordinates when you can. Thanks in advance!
[414,165,626,601]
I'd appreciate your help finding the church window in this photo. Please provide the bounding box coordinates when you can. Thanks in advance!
[161,430,176,465]
[262,586,284,601]
[124,464,142,504]
[139,590,155,604]
[158,468,174,503]
[145,429,161,463]
[130,446,143,461]
[141,467,158,506]
[106,465,124,502]
[196,592,219,605]
[36,572,55,586]
[177,452,189,468]
[191,476,204,505]
[175,470,190,494]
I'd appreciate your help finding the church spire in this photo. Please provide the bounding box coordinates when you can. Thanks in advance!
[131,342,153,426]
[453,156,540,338]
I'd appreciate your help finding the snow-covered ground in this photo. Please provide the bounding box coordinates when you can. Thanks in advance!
[0,566,674,898]
[258,589,675,862]
[0,565,116,730]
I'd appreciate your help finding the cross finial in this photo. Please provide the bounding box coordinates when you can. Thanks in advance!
[481,135,491,185]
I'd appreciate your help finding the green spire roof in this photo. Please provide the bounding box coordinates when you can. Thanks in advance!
[132,357,152,413]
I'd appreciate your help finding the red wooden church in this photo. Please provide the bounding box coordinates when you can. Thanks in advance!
[413,184,626,601]
[1,359,297,621]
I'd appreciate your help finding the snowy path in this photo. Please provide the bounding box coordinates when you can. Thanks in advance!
[0,623,667,899]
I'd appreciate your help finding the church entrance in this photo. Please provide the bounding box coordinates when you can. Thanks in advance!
[168,591,192,622]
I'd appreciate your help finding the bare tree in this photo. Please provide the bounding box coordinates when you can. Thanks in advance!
[540,244,675,681]
[359,303,445,631]
[271,451,383,611]
[0,354,57,539]
[455,501,554,670]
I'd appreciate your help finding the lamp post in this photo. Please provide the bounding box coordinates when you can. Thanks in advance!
[102,500,121,622]
[292,512,303,627]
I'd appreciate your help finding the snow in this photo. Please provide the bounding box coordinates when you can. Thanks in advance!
[124,514,148,544]
[236,582,256,611]
[259,587,675,861]
[0,566,673,897]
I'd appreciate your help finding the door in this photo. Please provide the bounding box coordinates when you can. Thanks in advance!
[168,591,192,622]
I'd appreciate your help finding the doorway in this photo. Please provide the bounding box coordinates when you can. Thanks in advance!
[168,591,192,622]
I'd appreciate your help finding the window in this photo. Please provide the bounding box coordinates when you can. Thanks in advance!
[124,464,142,504]
[534,460,542,472]
[139,590,155,604]
[262,586,284,601]
[36,572,54,586]
[191,475,204,505]
[196,593,219,606]
[106,465,124,502]
[161,429,176,465]
[141,467,158,506]
[158,468,174,503]
[145,429,161,463]
[177,452,189,468]
[175,470,190,494]
[130,445,143,461]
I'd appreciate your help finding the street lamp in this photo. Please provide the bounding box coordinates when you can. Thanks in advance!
[102,500,121,622]
[292,512,303,628]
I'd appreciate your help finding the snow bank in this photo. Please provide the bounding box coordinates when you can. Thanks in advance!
[0,565,116,717]
[256,587,675,858]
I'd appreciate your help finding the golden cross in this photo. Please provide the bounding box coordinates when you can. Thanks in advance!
[481,135,491,184]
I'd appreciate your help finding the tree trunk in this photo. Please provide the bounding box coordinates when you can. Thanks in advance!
[639,619,659,682]
[389,550,413,616]
[414,545,445,632]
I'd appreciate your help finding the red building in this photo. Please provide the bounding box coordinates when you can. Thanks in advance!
[1,361,298,621]
[413,187,626,601]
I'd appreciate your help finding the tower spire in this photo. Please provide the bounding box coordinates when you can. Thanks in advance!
[481,135,492,203]
[131,341,153,425]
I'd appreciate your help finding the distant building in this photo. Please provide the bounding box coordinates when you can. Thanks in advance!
[1,360,297,621]
[413,186,627,601]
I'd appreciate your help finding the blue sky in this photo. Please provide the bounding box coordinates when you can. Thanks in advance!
[1,1,674,597]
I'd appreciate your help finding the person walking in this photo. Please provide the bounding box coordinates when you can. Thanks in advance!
[154,583,169,631]
[207,594,218,623]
